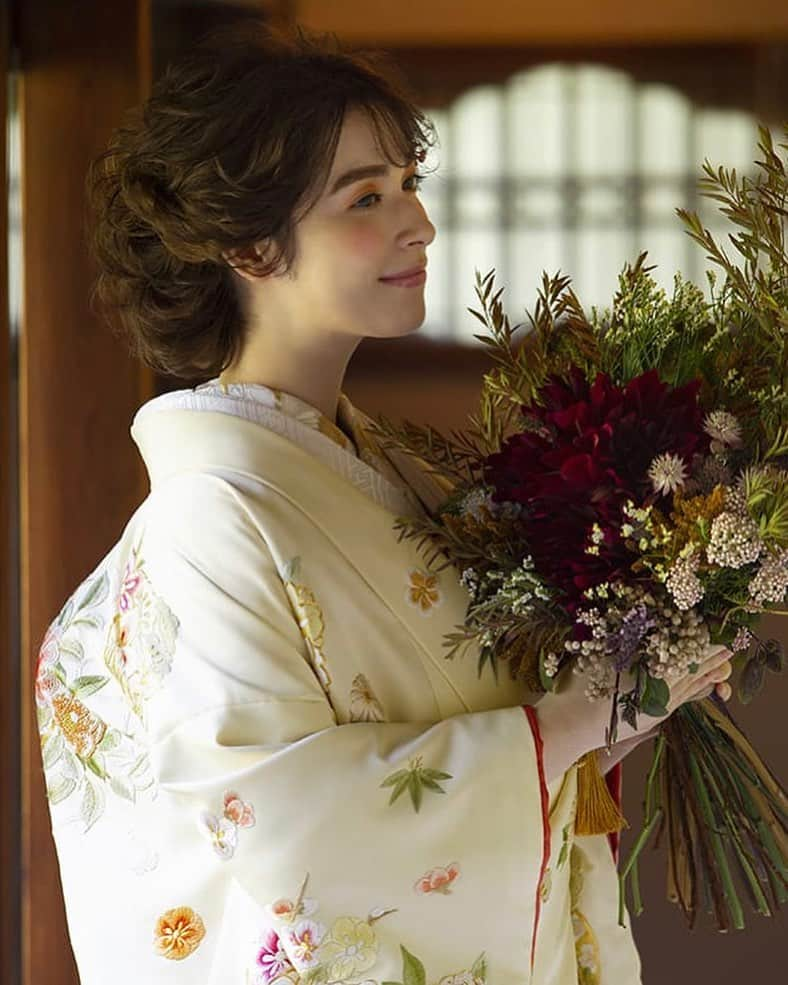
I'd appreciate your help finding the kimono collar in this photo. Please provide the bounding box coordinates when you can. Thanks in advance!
[130,378,454,518]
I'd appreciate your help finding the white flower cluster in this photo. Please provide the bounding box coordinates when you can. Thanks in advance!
[749,548,788,606]
[706,508,763,568]
[566,606,620,700]
[543,651,560,678]
[565,583,710,699]
[493,557,551,617]
[665,549,704,610]
[643,605,710,681]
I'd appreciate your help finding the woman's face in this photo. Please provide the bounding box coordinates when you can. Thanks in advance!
[260,106,436,343]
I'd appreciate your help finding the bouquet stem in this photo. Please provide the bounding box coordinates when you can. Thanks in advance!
[619,699,788,930]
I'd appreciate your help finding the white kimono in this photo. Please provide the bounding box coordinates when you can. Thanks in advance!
[35,378,642,985]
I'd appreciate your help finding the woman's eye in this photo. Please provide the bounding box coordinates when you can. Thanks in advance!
[352,172,428,209]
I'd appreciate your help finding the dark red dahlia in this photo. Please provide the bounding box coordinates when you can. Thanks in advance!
[482,366,709,610]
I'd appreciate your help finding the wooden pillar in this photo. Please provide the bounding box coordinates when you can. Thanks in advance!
[15,2,153,983]
[1,1,18,981]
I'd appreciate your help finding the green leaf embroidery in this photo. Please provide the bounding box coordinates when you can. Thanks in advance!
[70,615,103,632]
[419,777,447,793]
[41,730,65,770]
[47,775,77,805]
[96,728,121,752]
[80,778,102,832]
[109,775,136,802]
[54,598,75,630]
[470,952,488,982]
[409,773,423,813]
[58,638,85,663]
[380,769,409,788]
[421,768,452,781]
[381,756,454,813]
[79,570,110,610]
[72,675,109,698]
[387,774,411,806]
[400,946,427,985]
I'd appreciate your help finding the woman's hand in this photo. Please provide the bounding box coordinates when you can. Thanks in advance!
[595,666,734,775]
[535,644,734,784]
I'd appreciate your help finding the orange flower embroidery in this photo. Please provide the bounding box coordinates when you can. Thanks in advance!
[50,691,107,759]
[414,862,461,895]
[223,790,255,828]
[406,569,442,613]
[154,906,206,961]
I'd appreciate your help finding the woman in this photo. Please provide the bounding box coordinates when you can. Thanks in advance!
[35,18,733,985]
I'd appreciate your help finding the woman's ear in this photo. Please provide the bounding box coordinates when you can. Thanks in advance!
[221,242,268,281]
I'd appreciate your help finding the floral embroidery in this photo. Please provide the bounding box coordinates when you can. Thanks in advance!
[381,755,453,813]
[571,909,601,985]
[406,568,443,614]
[224,790,256,827]
[198,810,238,859]
[281,557,332,688]
[103,542,180,723]
[35,566,158,830]
[198,790,255,860]
[286,919,326,966]
[266,873,486,985]
[251,928,298,984]
[267,894,319,924]
[569,845,601,985]
[319,917,378,980]
[414,862,460,895]
[154,905,206,961]
[349,673,385,722]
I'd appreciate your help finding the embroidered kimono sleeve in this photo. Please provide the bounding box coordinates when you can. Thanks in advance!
[138,473,553,985]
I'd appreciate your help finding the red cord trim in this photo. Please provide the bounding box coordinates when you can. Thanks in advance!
[523,705,552,973]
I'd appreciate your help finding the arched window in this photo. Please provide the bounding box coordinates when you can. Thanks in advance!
[418,63,778,342]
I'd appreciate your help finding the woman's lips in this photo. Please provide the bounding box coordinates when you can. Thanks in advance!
[379,270,427,287]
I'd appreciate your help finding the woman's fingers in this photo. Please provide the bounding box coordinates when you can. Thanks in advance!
[670,654,732,706]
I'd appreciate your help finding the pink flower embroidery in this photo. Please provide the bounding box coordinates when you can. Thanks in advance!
[224,790,255,828]
[253,929,295,983]
[118,560,143,612]
[414,862,461,895]
[34,623,62,705]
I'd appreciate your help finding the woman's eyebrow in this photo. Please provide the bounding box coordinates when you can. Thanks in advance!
[328,162,413,196]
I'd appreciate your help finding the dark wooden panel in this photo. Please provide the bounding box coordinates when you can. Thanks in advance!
[16,2,152,984]
[0,2,19,982]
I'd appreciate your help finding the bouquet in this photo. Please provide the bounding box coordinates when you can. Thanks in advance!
[368,122,788,932]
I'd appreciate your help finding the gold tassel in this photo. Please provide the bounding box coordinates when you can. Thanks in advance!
[574,751,628,836]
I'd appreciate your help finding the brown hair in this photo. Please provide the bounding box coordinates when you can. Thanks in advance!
[84,17,438,380]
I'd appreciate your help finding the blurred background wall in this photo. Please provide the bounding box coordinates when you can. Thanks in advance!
[2,2,786,984]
